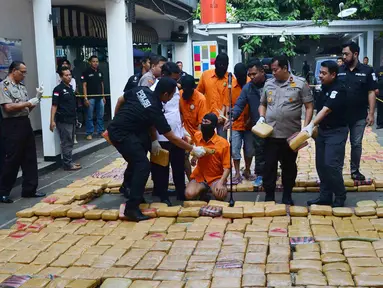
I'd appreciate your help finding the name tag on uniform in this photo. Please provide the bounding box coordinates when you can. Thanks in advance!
[372,73,377,81]
[136,89,151,108]
[290,82,296,88]
[338,73,346,76]
[355,73,366,77]
[89,74,94,77]
[54,92,59,97]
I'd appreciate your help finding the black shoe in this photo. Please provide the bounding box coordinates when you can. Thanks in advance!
[282,195,294,206]
[161,199,172,207]
[307,197,332,206]
[141,198,147,204]
[0,196,13,203]
[351,170,365,181]
[22,192,46,198]
[332,202,345,208]
[124,208,150,222]
[377,125,383,130]
[265,194,275,202]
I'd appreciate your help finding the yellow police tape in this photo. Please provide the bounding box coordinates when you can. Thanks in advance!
[40,94,111,99]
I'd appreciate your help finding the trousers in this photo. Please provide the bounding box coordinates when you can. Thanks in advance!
[349,119,366,174]
[377,97,383,126]
[0,117,38,197]
[151,141,185,201]
[57,122,75,169]
[263,138,298,200]
[86,98,105,135]
[316,126,348,204]
[113,133,150,209]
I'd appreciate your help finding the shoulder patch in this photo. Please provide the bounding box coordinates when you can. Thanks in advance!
[372,72,377,81]
[330,91,338,99]
[3,80,9,86]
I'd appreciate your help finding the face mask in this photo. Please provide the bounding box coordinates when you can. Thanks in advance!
[215,66,228,79]
[201,124,215,142]
[182,89,194,101]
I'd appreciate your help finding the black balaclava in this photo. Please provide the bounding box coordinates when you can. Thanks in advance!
[215,53,229,79]
[201,113,218,142]
[181,75,196,101]
[234,63,247,88]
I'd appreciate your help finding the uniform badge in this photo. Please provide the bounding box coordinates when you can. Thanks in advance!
[190,104,195,110]
[3,87,7,91]
[268,91,272,95]
[267,96,272,103]
[63,89,67,92]
[223,82,227,87]
[149,80,154,84]
[330,91,338,99]
[289,97,293,102]
[289,76,294,82]
[99,73,102,77]
[290,82,296,88]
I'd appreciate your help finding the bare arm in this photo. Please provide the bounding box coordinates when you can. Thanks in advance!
[258,104,267,118]
[82,82,87,98]
[50,105,58,132]
[164,130,193,151]
[367,90,376,126]
[220,168,230,183]
[150,126,158,142]
[101,82,105,95]
[313,107,331,126]
[304,102,314,126]
[114,96,125,115]
[3,102,31,113]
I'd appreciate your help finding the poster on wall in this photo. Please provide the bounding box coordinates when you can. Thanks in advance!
[193,41,218,79]
[0,38,22,81]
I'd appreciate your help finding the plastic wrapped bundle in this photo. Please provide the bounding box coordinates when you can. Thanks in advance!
[150,149,170,167]
[251,122,273,138]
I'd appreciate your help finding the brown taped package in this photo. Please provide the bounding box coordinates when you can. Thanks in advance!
[65,279,99,288]
[101,210,119,221]
[355,206,376,216]
[290,260,322,272]
[150,149,170,167]
[212,267,241,278]
[325,270,354,286]
[289,206,308,217]
[357,200,377,208]
[20,278,51,288]
[135,251,167,270]
[351,266,383,276]
[51,254,80,268]
[288,130,310,151]
[293,251,320,260]
[153,271,185,281]
[100,278,132,288]
[251,122,273,138]
[344,248,377,258]
[321,253,346,263]
[310,204,333,216]
[46,279,72,288]
[50,206,72,218]
[295,243,320,253]
[354,275,383,286]
[184,280,211,288]
[348,257,382,267]
[67,207,89,219]
[243,206,264,217]
[320,241,342,254]
[341,240,372,250]
[265,204,287,217]
[183,201,207,208]
[222,207,243,219]
[332,207,353,217]
[242,274,266,286]
[157,206,181,217]
[84,209,105,220]
[101,267,131,280]
[16,208,35,218]
[295,270,327,286]
[125,270,156,280]
[323,262,350,272]
[73,254,99,267]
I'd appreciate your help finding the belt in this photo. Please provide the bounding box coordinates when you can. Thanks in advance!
[2,116,29,121]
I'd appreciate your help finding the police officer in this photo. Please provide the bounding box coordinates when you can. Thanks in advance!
[305,61,348,207]
[376,60,383,130]
[82,55,105,140]
[259,55,314,205]
[50,66,81,171]
[0,61,46,203]
[123,56,151,93]
[138,55,167,88]
[338,42,377,181]
[108,78,206,221]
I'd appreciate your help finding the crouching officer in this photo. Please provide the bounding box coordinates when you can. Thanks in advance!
[108,78,206,222]
[0,61,46,203]
[305,61,348,207]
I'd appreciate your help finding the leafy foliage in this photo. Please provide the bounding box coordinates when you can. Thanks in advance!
[194,0,382,57]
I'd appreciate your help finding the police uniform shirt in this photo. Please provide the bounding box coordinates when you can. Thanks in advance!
[81,67,104,97]
[337,62,378,122]
[108,86,171,142]
[124,72,142,93]
[0,76,29,118]
[316,80,347,129]
[261,74,313,138]
[52,82,77,124]
[138,70,156,88]
[377,66,383,96]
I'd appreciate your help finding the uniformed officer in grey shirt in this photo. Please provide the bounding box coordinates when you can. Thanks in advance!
[258,55,314,205]
[0,61,46,203]
[138,55,167,88]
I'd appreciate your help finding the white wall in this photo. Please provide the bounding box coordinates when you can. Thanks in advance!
[0,0,41,131]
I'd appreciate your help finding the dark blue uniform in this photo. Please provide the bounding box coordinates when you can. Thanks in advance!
[337,63,377,175]
[376,66,383,128]
[123,72,142,93]
[108,87,171,210]
[315,80,348,206]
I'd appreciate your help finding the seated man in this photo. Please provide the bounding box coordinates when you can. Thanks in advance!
[185,113,230,201]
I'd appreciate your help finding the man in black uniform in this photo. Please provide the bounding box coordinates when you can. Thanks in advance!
[0,61,45,203]
[82,55,105,140]
[338,42,377,181]
[50,67,81,171]
[305,61,348,207]
[123,56,151,93]
[108,78,206,221]
[376,62,383,129]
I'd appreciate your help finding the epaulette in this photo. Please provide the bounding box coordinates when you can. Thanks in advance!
[3,80,9,86]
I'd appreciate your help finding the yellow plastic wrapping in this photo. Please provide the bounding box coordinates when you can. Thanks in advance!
[267,274,292,287]
[265,204,286,217]
[289,206,308,217]
[323,262,350,272]
[325,270,354,286]
[354,275,383,286]
[290,260,322,272]
[100,278,132,288]
[101,210,119,221]
[84,209,104,220]
[251,122,273,138]
[151,149,170,167]
[310,204,333,216]
[355,206,376,216]
[222,207,243,219]
[289,130,310,151]
[332,207,353,217]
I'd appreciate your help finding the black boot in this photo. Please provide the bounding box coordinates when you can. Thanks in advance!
[351,170,365,181]
[333,198,345,208]
[161,198,172,207]
[282,193,294,206]
[124,206,150,222]
[265,193,275,202]
[307,197,332,206]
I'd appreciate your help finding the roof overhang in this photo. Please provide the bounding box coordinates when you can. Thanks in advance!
[195,20,383,36]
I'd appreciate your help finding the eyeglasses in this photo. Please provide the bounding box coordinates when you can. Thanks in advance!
[17,70,27,75]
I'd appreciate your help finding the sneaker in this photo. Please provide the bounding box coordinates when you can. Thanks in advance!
[74,135,78,144]
[86,135,92,140]
[351,170,366,181]
[253,176,263,187]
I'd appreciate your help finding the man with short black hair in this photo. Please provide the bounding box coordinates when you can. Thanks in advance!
[108,78,206,221]
[306,61,348,207]
[138,55,167,88]
[376,59,383,130]
[339,41,377,181]
[337,57,344,67]
[124,56,151,92]
[81,55,105,140]
[259,55,314,205]
[363,56,370,66]
[51,67,81,171]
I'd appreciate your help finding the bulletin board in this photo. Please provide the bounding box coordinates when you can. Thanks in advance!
[193,41,218,79]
